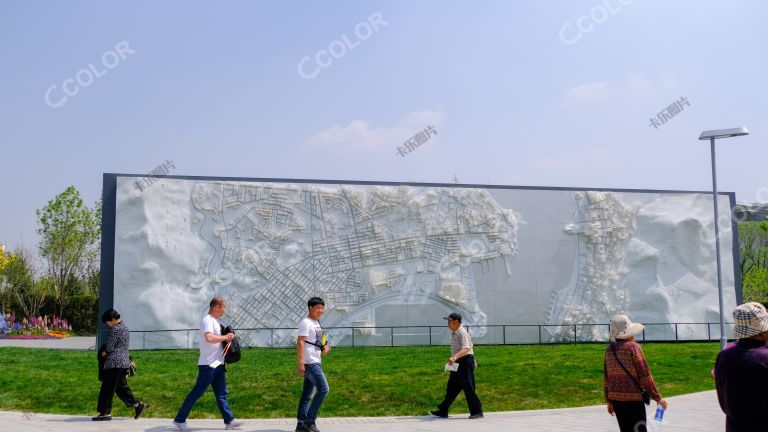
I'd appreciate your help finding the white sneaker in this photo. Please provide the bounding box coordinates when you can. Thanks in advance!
[173,420,191,431]
[225,419,244,429]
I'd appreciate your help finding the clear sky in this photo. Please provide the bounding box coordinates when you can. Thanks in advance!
[1,0,766,250]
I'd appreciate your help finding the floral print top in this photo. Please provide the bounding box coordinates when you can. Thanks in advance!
[104,321,131,369]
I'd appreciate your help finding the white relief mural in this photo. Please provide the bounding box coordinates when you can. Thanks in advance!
[111,177,737,348]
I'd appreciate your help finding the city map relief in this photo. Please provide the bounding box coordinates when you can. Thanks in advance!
[187,182,520,347]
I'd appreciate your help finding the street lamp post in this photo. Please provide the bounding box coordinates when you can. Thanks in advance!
[698,127,749,350]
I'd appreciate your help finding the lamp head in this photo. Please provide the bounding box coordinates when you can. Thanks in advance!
[699,127,749,140]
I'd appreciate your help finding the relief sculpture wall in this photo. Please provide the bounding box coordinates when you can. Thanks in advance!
[104,175,739,348]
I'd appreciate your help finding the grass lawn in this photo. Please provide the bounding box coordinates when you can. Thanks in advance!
[0,343,719,419]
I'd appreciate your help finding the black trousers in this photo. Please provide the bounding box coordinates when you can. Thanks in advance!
[610,400,647,432]
[97,368,138,415]
[436,355,483,415]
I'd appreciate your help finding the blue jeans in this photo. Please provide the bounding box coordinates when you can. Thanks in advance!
[174,365,234,424]
[297,363,329,425]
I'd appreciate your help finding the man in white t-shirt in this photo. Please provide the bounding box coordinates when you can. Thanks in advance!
[295,297,331,432]
[173,297,242,431]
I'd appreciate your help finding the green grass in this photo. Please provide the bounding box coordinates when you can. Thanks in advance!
[0,343,719,418]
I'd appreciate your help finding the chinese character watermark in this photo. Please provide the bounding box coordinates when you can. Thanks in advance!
[44,40,136,109]
[298,12,388,80]
[649,96,690,129]
[134,160,176,192]
[396,126,437,157]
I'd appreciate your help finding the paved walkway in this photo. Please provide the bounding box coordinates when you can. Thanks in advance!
[0,390,724,432]
[0,336,95,349]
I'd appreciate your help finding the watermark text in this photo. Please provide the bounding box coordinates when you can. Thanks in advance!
[649,96,690,129]
[135,160,176,192]
[396,126,437,157]
[298,12,387,79]
[559,0,633,45]
[45,40,135,108]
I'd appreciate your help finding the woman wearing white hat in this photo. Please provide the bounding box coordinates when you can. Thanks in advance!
[604,315,667,432]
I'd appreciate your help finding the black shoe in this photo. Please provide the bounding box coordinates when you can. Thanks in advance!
[295,422,309,432]
[430,410,448,418]
[468,412,484,419]
[92,414,112,421]
[134,402,147,419]
[306,422,320,432]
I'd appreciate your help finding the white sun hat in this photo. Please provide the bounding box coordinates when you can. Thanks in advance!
[610,315,645,340]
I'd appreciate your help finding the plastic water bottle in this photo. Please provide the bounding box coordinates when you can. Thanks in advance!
[654,406,665,422]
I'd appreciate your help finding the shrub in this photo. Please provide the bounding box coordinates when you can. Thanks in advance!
[63,295,98,335]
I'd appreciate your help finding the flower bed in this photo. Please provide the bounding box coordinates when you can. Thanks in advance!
[0,313,73,339]
[0,335,62,340]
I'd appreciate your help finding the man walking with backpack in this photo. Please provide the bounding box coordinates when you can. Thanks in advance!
[296,297,331,432]
[173,297,242,430]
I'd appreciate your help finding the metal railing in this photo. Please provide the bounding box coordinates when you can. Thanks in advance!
[98,322,735,350]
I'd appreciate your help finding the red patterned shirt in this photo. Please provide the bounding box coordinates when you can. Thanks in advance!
[603,339,661,402]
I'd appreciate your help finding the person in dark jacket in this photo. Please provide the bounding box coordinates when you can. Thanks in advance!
[94,308,146,421]
[715,302,768,432]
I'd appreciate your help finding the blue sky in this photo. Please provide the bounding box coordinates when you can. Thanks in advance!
[1,0,766,250]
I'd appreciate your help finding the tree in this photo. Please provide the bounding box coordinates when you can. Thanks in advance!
[743,267,768,304]
[0,244,12,313]
[5,247,48,318]
[739,221,768,303]
[80,198,102,296]
[36,186,100,317]
[739,221,768,274]
[0,243,10,272]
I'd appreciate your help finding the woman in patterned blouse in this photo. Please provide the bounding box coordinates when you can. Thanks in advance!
[604,315,667,432]
[94,309,147,421]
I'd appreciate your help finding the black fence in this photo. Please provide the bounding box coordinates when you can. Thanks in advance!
[99,322,735,350]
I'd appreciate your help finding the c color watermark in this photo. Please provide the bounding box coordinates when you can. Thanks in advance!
[44,41,135,108]
[298,12,387,79]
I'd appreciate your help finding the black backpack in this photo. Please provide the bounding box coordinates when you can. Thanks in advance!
[220,325,241,364]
